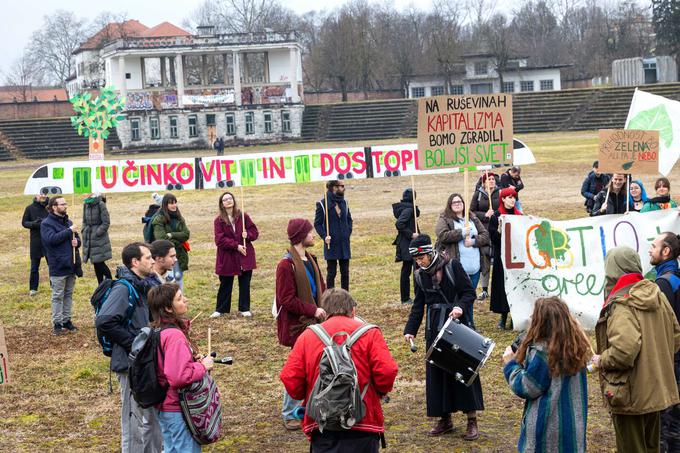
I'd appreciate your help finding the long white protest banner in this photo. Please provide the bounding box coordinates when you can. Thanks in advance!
[23,142,533,195]
[501,209,680,331]
[625,89,680,176]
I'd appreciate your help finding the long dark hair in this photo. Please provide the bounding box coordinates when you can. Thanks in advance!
[161,193,184,223]
[443,193,465,222]
[218,191,241,225]
[148,283,198,352]
[516,297,591,377]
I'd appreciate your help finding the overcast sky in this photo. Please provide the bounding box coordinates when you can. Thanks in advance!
[0,0,433,81]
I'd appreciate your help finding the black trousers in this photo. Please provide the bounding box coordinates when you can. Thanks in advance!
[29,256,45,291]
[215,270,252,313]
[662,356,680,453]
[326,259,350,291]
[311,431,379,453]
[93,261,112,284]
[399,261,416,303]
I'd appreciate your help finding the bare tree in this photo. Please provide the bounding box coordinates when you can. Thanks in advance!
[3,51,43,102]
[186,0,297,33]
[27,10,87,87]
[425,2,463,94]
[482,14,514,88]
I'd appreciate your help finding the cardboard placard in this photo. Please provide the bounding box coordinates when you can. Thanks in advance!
[417,93,513,170]
[0,326,10,385]
[598,129,659,174]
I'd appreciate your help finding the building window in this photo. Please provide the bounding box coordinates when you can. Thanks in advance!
[226,113,235,135]
[149,117,160,139]
[241,53,268,84]
[520,81,534,92]
[474,62,487,75]
[540,80,554,91]
[188,115,198,137]
[264,111,272,133]
[450,85,464,95]
[411,87,425,98]
[245,112,254,135]
[130,118,141,141]
[281,111,291,133]
[169,116,178,138]
[502,81,515,93]
[431,86,444,96]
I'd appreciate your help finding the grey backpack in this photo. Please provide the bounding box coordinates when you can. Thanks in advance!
[306,323,377,432]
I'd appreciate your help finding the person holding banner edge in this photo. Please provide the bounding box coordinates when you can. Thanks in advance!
[314,180,352,291]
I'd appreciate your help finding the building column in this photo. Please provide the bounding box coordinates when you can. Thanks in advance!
[118,56,127,100]
[288,47,300,103]
[175,54,184,108]
[233,51,241,106]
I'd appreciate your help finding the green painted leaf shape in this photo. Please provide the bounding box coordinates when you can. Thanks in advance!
[622,161,634,170]
[628,104,674,148]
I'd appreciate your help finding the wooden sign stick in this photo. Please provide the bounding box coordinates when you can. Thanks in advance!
[324,185,330,250]
[191,311,203,323]
[72,193,76,263]
[626,174,630,213]
[603,184,611,214]
[207,327,212,357]
[464,168,470,229]
[410,175,419,234]
[240,185,246,247]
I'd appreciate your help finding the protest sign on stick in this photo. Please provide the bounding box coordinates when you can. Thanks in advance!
[598,129,659,174]
[417,93,513,170]
[0,326,10,385]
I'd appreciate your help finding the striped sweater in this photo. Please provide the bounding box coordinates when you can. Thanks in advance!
[503,344,588,453]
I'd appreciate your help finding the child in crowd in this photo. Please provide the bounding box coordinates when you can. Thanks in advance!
[502,297,591,453]
[148,284,213,453]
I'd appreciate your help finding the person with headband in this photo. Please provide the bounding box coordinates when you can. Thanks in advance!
[403,234,483,440]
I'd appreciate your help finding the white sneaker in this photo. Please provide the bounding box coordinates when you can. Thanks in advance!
[209,311,222,318]
[239,311,252,317]
[29,290,38,297]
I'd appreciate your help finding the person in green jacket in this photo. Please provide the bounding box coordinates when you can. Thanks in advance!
[641,177,678,212]
[593,246,680,453]
[152,193,190,289]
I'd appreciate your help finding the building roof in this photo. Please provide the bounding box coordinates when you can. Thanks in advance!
[142,22,191,38]
[462,53,530,60]
[75,20,149,53]
[0,86,68,103]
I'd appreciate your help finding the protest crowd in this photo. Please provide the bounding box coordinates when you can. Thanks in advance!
[18,156,680,453]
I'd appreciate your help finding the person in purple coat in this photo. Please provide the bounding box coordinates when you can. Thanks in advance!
[211,191,259,318]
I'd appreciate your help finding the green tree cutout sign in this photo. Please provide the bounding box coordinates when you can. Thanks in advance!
[70,86,125,152]
[628,104,674,148]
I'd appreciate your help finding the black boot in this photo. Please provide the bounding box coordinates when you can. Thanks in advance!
[497,313,508,330]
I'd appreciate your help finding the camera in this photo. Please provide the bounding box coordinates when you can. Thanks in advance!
[510,331,527,353]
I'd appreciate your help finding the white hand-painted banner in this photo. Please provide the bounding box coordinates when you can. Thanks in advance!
[501,210,680,331]
[24,140,535,195]
[625,89,680,176]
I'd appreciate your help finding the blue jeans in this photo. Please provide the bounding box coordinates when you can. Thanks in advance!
[468,271,481,328]
[172,262,184,290]
[282,387,302,421]
[156,411,200,453]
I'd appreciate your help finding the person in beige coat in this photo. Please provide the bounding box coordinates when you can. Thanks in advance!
[593,246,680,453]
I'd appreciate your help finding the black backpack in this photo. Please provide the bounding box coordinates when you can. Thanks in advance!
[91,279,139,356]
[142,205,161,243]
[128,326,172,408]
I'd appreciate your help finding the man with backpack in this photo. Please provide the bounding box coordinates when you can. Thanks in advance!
[95,242,162,453]
[276,218,327,430]
[649,232,680,452]
[280,288,398,452]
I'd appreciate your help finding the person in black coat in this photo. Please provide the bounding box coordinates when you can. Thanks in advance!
[314,180,352,290]
[489,187,523,329]
[22,193,49,295]
[392,188,420,304]
[470,173,500,300]
[591,173,628,216]
[403,234,483,440]
[581,161,611,214]
[499,167,524,196]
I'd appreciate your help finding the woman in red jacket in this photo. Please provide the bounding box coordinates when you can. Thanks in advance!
[211,191,259,318]
[148,283,213,453]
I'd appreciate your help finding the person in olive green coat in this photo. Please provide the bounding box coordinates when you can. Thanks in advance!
[593,246,680,453]
[152,193,190,289]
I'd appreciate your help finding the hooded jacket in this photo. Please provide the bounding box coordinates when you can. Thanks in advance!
[596,247,680,414]
[392,188,420,262]
[22,198,49,259]
[470,187,500,229]
[581,171,611,210]
[314,191,352,260]
[82,196,112,264]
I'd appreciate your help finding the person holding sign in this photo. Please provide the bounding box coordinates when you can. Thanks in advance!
[489,187,523,330]
[628,180,649,212]
[392,188,420,304]
[212,191,259,318]
[403,234,483,440]
[470,173,500,300]
[314,180,353,291]
[435,193,490,327]
[641,177,678,212]
[591,173,628,216]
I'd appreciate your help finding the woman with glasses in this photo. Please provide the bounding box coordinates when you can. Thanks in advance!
[641,177,678,212]
[435,193,489,326]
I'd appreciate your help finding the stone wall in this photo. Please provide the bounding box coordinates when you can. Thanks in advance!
[0,101,74,120]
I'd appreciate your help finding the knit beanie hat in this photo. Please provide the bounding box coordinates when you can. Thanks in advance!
[287,218,314,245]
[409,234,434,257]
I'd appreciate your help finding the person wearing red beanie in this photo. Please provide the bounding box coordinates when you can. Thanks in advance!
[276,218,327,430]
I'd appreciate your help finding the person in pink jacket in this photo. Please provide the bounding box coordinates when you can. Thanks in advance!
[211,191,259,318]
[148,283,214,453]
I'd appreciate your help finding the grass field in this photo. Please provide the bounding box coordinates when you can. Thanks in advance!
[0,130,673,452]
